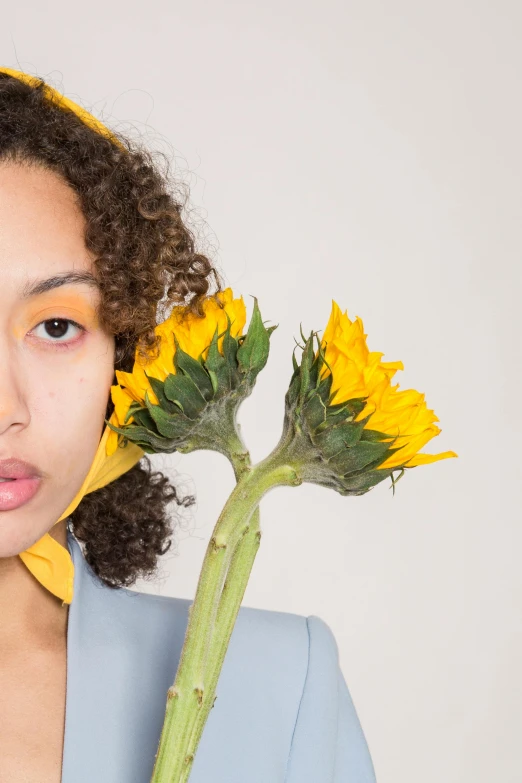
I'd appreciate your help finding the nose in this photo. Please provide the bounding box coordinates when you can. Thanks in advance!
[0,338,31,438]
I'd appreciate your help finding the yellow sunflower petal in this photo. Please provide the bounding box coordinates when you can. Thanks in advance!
[402,450,458,467]
[317,299,456,471]
[112,287,247,413]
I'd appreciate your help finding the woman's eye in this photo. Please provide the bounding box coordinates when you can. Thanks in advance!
[31,318,86,346]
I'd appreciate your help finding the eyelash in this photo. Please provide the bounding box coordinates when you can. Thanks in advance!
[31,318,87,349]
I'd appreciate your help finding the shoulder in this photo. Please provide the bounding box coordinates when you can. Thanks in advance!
[71,529,331,666]
[119,584,337,678]
[121,580,336,642]
[116,584,314,694]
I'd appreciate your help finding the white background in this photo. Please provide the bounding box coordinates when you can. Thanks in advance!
[2,3,521,781]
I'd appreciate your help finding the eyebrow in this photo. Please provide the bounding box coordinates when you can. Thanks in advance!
[20,271,100,299]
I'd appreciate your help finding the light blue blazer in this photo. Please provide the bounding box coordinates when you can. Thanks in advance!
[61,529,377,782]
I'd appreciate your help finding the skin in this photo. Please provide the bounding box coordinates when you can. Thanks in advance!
[0,161,116,782]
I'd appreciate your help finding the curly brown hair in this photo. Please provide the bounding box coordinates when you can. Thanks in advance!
[0,71,226,589]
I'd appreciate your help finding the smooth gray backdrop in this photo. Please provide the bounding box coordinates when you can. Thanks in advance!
[2,2,520,781]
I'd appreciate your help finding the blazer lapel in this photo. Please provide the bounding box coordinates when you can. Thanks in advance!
[60,530,189,783]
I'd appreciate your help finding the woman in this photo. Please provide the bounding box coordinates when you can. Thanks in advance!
[0,68,377,783]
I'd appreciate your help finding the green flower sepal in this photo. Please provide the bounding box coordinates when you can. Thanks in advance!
[106,298,277,460]
[275,328,407,495]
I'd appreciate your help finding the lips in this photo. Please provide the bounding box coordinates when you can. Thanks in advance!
[0,457,42,480]
[0,458,43,511]
[0,476,42,511]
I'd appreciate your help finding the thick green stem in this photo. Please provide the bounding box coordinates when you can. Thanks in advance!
[177,439,268,780]
[178,432,304,780]
[179,509,261,783]
[150,449,300,783]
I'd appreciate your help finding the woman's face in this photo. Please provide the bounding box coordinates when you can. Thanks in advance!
[0,162,115,557]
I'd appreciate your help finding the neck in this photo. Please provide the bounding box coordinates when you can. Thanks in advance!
[0,521,69,652]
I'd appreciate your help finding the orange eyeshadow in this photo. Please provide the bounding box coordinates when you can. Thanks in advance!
[12,290,100,338]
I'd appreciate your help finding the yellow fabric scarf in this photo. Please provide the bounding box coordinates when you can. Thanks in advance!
[0,66,145,605]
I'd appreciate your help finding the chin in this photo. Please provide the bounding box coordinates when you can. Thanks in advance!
[0,510,53,558]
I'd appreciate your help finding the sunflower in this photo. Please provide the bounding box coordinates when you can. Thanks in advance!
[105,288,268,457]
[318,300,457,470]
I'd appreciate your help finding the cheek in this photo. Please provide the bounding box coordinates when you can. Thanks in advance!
[36,354,115,443]
[41,378,105,433]
[35,369,115,489]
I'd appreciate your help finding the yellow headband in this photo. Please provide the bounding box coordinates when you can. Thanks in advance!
[1,66,144,605]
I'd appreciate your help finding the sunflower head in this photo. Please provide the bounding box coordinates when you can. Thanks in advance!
[281,301,457,495]
[105,288,276,457]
